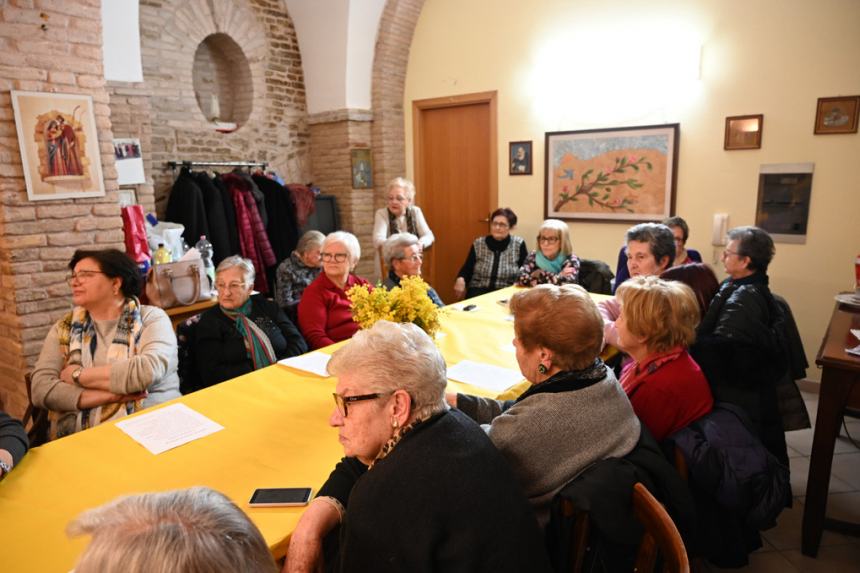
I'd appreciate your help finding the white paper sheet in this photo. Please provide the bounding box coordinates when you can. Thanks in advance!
[115,403,224,455]
[447,360,524,392]
[102,0,143,82]
[278,352,332,377]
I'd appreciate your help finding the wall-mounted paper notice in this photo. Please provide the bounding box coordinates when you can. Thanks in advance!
[114,138,145,185]
[447,360,524,393]
[102,0,143,82]
[115,403,224,455]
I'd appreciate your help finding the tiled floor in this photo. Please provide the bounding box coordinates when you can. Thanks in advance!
[705,391,860,572]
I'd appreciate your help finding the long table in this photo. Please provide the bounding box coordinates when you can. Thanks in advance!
[1,286,584,571]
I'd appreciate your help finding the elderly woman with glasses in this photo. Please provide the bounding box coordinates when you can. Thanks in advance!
[691,226,790,465]
[382,233,443,307]
[285,321,551,573]
[194,256,307,389]
[31,249,181,438]
[298,231,371,350]
[517,219,581,287]
[448,284,640,526]
[371,177,434,251]
[454,207,528,300]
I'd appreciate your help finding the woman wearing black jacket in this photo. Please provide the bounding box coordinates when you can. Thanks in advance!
[195,256,307,389]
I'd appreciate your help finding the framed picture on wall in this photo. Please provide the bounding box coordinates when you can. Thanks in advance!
[724,114,763,150]
[10,91,106,201]
[544,124,679,222]
[350,148,373,189]
[509,141,532,175]
[814,95,860,134]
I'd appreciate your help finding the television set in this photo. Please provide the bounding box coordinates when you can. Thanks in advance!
[302,194,339,235]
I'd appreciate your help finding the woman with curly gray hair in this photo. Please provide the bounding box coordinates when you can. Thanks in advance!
[285,321,551,573]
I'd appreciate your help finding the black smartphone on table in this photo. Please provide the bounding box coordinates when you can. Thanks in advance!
[248,487,313,507]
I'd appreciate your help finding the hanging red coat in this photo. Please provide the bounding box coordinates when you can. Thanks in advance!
[222,173,277,293]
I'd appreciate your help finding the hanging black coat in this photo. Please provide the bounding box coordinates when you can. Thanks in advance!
[253,174,300,263]
[213,174,241,256]
[193,171,232,265]
[165,167,209,245]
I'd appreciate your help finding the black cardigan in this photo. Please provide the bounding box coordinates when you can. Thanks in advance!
[319,409,552,573]
[194,294,307,388]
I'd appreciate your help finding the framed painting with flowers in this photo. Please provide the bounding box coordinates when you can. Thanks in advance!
[544,124,679,222]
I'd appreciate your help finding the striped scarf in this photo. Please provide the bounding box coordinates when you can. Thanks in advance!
[52,297,145,438]
[220,298,276,370]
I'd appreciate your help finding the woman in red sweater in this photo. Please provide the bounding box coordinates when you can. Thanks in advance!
[298,231,370,349]
[614,275,713,441]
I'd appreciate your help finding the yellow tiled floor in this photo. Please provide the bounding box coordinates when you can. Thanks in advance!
[706,391,860,572]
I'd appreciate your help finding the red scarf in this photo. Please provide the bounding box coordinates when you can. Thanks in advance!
[620,346,685,397]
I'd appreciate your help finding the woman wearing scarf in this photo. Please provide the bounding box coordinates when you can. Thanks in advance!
[195,256,307,389]
[449,284,640,526]
[517,219,580,287]
[615,276,713,441]
[32,249,181,439]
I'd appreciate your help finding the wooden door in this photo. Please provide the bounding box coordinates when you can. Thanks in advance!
[413,92,497,303]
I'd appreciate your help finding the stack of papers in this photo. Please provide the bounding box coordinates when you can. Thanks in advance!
[116,403,224,455]
[446,360,524,392]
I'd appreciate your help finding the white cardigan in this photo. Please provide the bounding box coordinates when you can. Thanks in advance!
[372,206,435,249]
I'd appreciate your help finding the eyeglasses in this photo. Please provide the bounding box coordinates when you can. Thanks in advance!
[332,392,392,417]
[387,195,408,203]
[65,270,106,284]
[397,254,423,262]
[491,221,510,229]
[321,252,349,263]
[215,281,248,292]
[722,249,741,258]
[538,236,560,244]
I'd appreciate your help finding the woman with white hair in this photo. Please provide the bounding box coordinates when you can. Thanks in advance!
[371,177,434,250]
[68,486,277,573]
[274,229,324,312]
[517,219,581,286]
[382,232,443,307]
[298,231,370,349]
[285,321,551,573]
[194,256,307,389]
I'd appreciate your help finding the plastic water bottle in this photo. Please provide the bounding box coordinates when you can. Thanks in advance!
[153,243,172,265]
[196,235,215,287]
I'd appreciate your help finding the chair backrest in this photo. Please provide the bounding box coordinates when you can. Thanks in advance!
[631,482,690,573]
[578,258,614,294]
[559,483,689,573]
[22,372,50,447]
[177,313,204,394]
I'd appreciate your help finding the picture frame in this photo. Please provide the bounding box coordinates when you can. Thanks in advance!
[544,124,679,222]
[814,95,860,134]
[350,148,372,189]
[10,91,106,201]
[724,114,763,150]
[509,140,532,175]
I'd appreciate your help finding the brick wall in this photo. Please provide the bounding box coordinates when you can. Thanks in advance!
[0,0,123,416]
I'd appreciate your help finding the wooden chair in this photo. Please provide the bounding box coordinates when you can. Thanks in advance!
[561,482,690,573]
[21,372,50,447]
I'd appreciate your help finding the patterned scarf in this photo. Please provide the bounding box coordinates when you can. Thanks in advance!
[387,206,418,237]
[619,346,685,397]
[53,297,145,437]
[536,251,565,274]
[368,415,426,470]
[220,298,276,370]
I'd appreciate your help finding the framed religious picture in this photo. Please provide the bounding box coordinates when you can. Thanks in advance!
[509,141,532,175]
[724,114,763,150]
[814,95,860,134]
[11,91,106,201]
[350,148,373,189]
[544,124,679,222]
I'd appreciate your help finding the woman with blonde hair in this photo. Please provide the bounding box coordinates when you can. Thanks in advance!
[449,284,639,525]
[371,177,434,250]
[517,219,580,286]
[615,276,713,441]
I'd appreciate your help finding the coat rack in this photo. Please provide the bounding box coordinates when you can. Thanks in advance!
[166,160,268,172]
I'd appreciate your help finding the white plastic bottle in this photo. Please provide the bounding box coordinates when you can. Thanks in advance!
[196,235,215,287]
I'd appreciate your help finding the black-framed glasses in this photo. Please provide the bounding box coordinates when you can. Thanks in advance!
[332,392,392,417]
[65,270,107,284]
[397,254,423,262]
[491,221,510,229]
[321,252,349,263]
[538,235,560,243]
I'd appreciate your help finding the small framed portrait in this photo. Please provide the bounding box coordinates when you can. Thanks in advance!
[350,148,373,189]
[509,141,532,175]
[814,96,860,134]
[724,114,763,150]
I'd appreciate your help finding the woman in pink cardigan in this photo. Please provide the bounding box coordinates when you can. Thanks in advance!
[297,231,370,349]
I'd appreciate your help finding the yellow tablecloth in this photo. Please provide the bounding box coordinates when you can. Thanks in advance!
[0,285,610,571]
